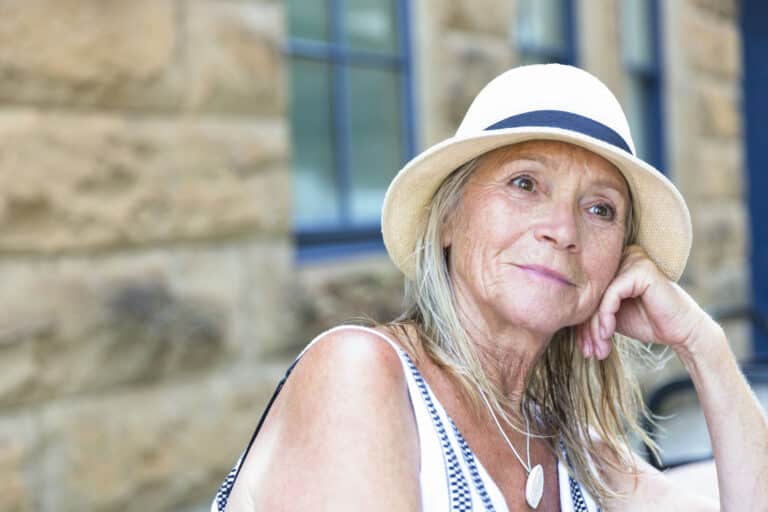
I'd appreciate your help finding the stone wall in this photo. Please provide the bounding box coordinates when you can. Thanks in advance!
[0,0,751,510]
[0,1,293,511]
[662,0,749,365]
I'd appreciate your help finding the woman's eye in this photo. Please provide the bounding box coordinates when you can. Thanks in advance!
[589,203,616,220]
[510,175,536,192]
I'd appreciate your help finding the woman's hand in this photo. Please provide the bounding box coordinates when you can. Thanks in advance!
[577,245,768,510]
[576,244,719,360]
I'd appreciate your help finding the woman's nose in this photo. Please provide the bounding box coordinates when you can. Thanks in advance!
[533,202,580,251]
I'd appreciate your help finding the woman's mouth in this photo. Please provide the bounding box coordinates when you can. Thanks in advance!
[513,264,576,286]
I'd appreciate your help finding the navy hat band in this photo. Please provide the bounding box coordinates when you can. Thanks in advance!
[484,109,633,155]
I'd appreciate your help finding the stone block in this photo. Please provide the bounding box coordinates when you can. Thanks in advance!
[707,264,749,313]
[441,0,515,36]
[185,1,285,116]
[0,239,295,407]
[695,83,741,139]
[692,139,744,201]
[0,112,289,252]
[689,0,738,19]
[683,9,741,79]
[442,31,514,128]
[0,0,183,111]
[36,364,285,512]
[690,201,746,273]
[296,255,404,348]
[0,414,40,512]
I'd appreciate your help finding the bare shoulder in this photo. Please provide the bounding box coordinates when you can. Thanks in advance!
[291,325,410,388]
[227,325,420,512]
[593,440,719,512]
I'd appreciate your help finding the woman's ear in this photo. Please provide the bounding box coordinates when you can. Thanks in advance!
[441,208,458,248]
[441,220,453,248]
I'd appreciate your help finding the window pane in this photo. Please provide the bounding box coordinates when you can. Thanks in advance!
[517,0,565,54]
[624,75,651,161]
[620,0,653,67]
[345,0,398,53]
[348,66,402,223]
[291,59,339,226]
[287,0,329,41]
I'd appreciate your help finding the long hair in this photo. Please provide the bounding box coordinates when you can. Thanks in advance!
[389,149,659,505]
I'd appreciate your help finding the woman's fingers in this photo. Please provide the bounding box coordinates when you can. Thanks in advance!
[598,262,652,337]
[588,311,608,359]
[576,321,591,358]
[575,313,610,360]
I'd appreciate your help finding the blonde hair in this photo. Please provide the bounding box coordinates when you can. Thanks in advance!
[389,148,658,505]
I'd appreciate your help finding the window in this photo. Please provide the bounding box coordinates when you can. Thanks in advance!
[287,0,415,259]
[516,0,577,65]
[620,0,664,170]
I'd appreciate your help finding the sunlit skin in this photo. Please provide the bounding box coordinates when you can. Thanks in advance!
[442,140,631,398]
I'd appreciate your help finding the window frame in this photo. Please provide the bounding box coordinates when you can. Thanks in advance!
[621,0,666,172]
[516,0,578,65]
[287,0,417,261]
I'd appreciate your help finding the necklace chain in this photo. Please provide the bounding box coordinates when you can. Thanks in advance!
[477,388,532,474]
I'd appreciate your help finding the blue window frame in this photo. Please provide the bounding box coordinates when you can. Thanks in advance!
[742,0,768,357]
[516,0,578,65]
[287,0,416,261]
[620,0,665,171]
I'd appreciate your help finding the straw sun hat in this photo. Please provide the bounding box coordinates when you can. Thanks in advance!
[381,64,691,282]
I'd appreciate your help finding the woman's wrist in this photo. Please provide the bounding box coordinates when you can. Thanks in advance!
[673,316,731,376]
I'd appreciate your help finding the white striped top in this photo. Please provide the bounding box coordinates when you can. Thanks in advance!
[212,325,601,512]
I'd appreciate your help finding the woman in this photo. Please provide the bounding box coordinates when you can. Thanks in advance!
[213,64,768,511]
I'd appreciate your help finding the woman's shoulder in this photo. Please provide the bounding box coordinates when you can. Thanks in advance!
[235,324,421,508]
[296,324,412,380]
[274,324,420,424]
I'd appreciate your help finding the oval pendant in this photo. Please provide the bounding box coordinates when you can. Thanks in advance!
[525,464,544,509]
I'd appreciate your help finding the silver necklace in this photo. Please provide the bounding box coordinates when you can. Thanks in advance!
[478,389,544,509]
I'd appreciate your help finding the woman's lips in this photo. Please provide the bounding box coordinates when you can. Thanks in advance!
[514,264,576,286]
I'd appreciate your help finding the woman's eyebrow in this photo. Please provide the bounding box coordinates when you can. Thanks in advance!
[590,179,630,200]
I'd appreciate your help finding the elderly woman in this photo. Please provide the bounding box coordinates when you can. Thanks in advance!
[213,65,768,511]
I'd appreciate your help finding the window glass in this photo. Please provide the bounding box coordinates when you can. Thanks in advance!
[348,66,402,222]
[621,0,653,67]
[345,0,398,53]
[517,0,565,56]
[623,76,650,160]
[620,0,660,167]
[291,59,339,226]
[287,0,329,42]
[288,1,413,250]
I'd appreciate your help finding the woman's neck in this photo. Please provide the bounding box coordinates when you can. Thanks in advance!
[454,295,553,404]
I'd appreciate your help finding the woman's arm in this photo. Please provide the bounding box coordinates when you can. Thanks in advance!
[578,245,768,510]
[674,319,768,510]
[225,329,421,511]
[599,448,719,511]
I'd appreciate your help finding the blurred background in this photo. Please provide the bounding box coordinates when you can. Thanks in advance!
[0,0,765,510]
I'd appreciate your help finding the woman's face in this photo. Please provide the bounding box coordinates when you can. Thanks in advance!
[443,140,631,337]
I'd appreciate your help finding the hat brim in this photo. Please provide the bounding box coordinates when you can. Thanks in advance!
[381,127,692,282]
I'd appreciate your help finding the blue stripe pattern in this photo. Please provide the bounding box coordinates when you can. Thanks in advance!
[561,440,602,512]
[484,109,633,155]
[213,341,601,512]
[401,352,474,511]
[450,418,496,512]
